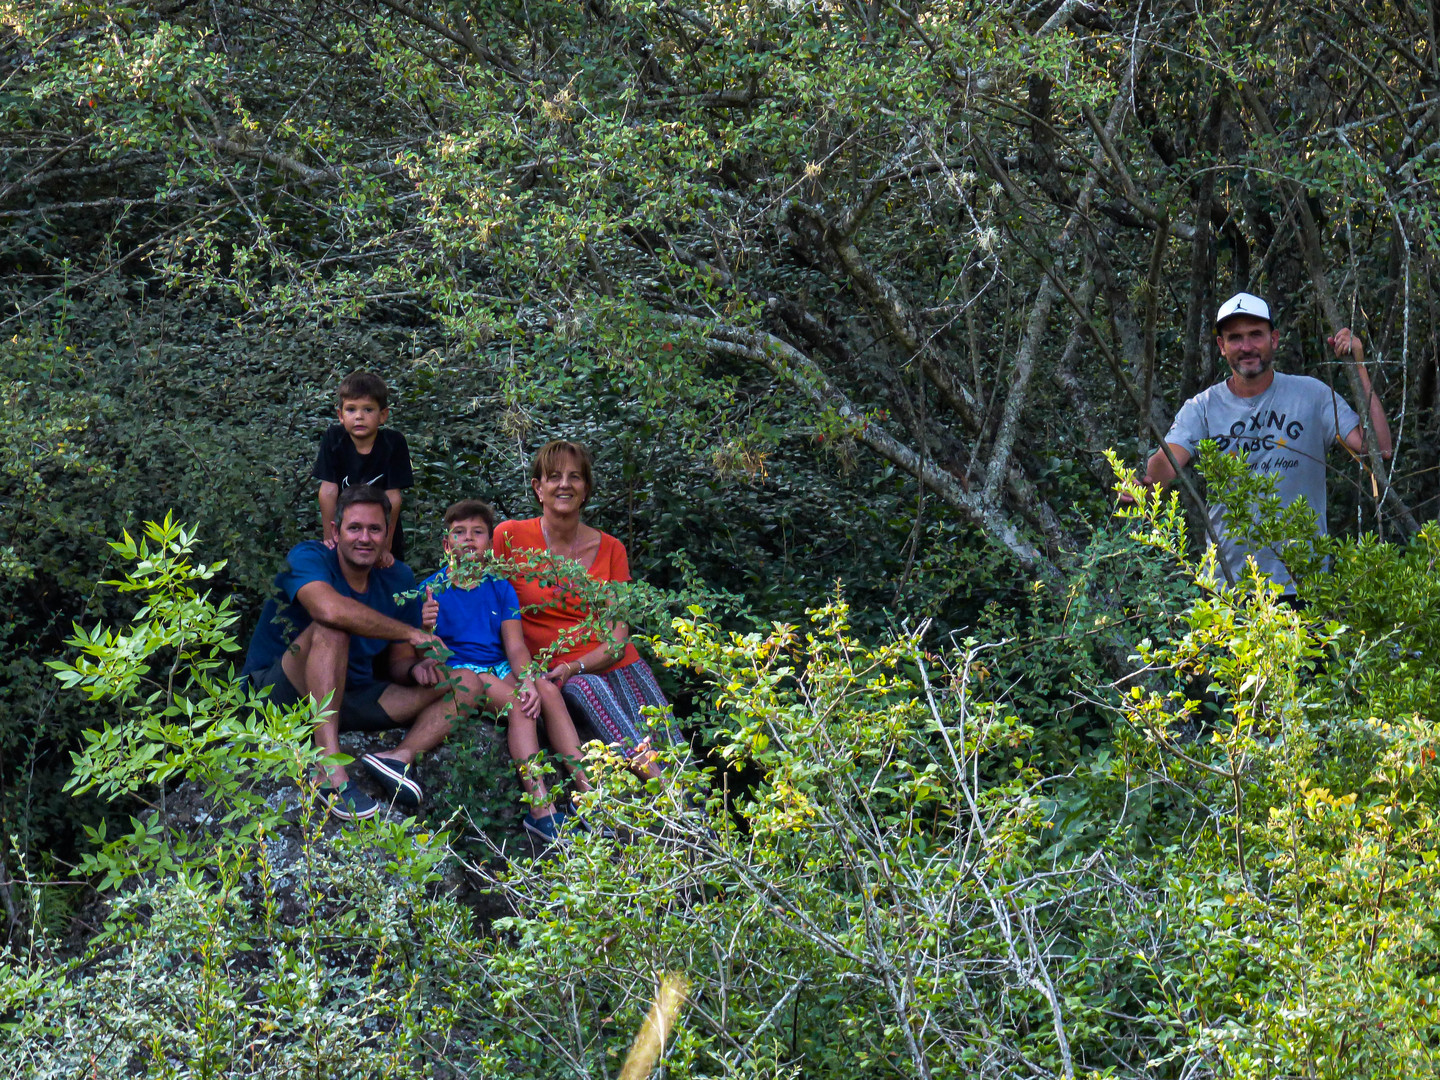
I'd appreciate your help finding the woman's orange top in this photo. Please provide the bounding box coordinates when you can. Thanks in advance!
[492,517,640,671]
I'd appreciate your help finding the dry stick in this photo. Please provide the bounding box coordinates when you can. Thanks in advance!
[810,759,935,1080]
[740,977,807,1057]
[1238,84,1419,534]
[0,137,92,203]
[792,200,983,432]
[1394,97,1440,167]
[917,658,1076,1080]
[1390,205,1414,474]
[811,133,1019,443]
[205,137,329,185]
[0,151,167,205]
[1079,101,1163,225]
[1314,31,1413,137]
[1228,757,1248,881]
[980,274,1058,502]
[0,186,206,218]
[1337,128,1417,523]
[1327,0,1432,75]
[618,974,689,1080]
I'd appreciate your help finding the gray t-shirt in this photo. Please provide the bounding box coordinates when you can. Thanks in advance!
[1165,372,1360,591]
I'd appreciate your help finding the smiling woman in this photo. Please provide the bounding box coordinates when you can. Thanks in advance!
[493,440,678,775]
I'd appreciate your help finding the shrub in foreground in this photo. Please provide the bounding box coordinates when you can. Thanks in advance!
[7,503,1440,1078]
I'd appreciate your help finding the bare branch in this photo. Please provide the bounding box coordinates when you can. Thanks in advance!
[373,0,526,79]
[663,314,1052,570]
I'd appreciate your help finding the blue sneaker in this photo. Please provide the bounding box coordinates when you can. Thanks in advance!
[322,780,380,821]
[523,811,564,846]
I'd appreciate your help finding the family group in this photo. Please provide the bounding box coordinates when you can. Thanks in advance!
[233,291,1382,840]
[239,372,673,842]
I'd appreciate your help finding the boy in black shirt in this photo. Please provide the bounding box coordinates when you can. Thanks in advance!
[314,371,414,566]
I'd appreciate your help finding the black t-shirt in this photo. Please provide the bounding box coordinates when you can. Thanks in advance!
[313,425,415,558]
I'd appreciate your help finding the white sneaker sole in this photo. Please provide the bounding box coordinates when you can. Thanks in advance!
[362,755,423,809]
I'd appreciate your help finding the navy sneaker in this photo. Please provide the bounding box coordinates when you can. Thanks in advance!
[322,780,380,821]
[362,753,422,810]
[523,811,564,846]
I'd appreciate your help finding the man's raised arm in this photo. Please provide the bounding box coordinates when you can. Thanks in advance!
[1331,328,1393,459]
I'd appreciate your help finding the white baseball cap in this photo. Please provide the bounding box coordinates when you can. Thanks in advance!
[1216,292,1272,329]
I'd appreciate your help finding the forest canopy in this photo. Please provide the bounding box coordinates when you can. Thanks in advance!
[6,0,1440,1077]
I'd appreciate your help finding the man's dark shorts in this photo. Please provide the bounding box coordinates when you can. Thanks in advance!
[248,657,399,732]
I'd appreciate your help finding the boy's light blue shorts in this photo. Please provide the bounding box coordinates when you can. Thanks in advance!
[450,659,513,680]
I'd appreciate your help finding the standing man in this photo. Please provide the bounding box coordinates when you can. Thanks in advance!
[242,484,457,819]
[1142,292,1392,594]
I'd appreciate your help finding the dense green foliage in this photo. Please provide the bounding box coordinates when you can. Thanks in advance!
[10,494,1440,1077]
[7,0,1440,1075]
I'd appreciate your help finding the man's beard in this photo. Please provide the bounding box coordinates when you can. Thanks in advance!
[1231,354,1273,378]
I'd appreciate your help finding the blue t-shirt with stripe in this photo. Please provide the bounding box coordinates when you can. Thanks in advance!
[418,569,521,668]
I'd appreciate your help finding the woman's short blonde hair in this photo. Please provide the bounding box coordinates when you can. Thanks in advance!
[530,439,595,505]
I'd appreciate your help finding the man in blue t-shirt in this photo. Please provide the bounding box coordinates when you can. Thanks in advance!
[242,485,453,820]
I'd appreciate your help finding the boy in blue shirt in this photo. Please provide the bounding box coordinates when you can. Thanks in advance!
[387,499,591,843]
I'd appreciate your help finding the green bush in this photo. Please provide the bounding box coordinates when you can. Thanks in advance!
[12,499,1440,1077]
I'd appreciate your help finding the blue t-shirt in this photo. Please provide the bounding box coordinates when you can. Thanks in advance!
[417,569,521,668]
[241,541,422,687]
